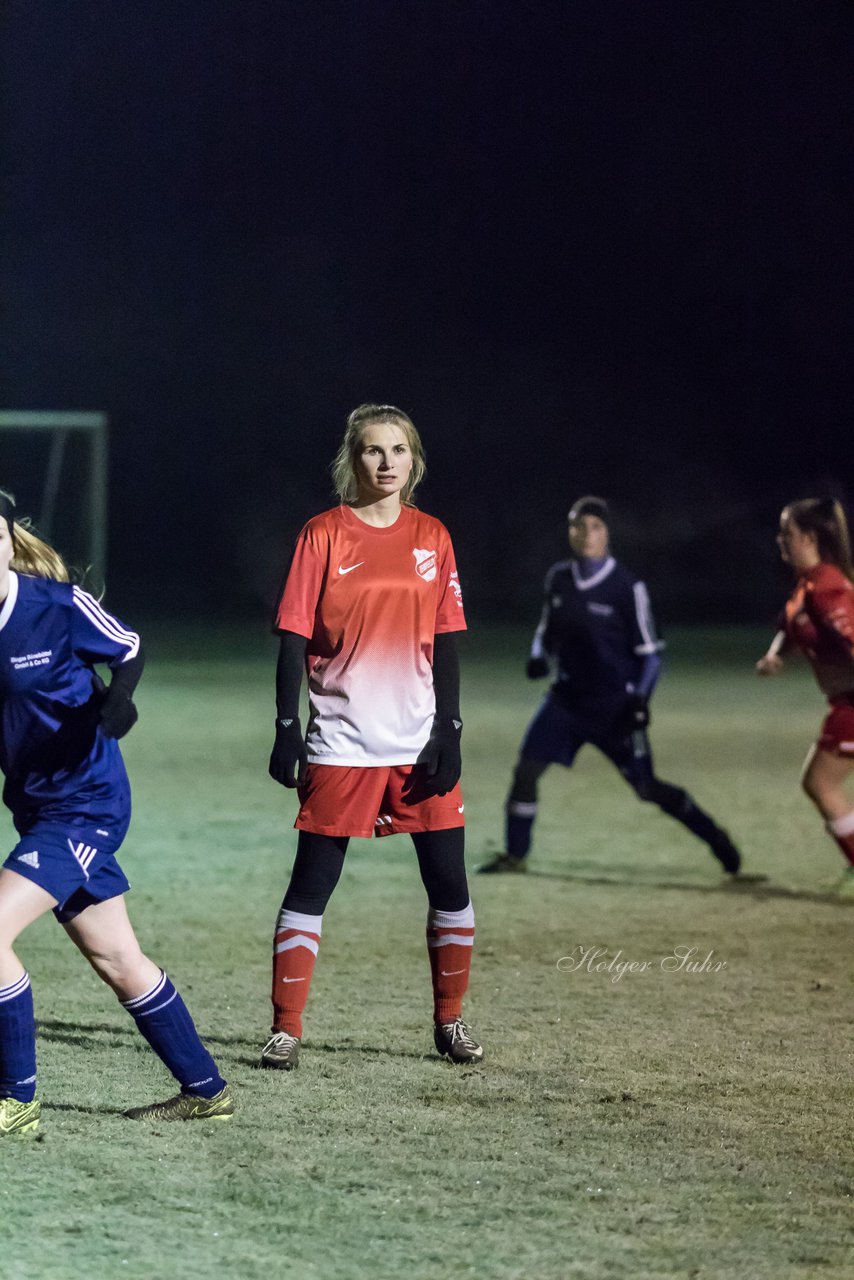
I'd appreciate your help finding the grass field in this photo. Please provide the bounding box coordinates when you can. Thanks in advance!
[1,624,852,1280]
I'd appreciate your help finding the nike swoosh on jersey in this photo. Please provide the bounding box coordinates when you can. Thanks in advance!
[338,562,365,575]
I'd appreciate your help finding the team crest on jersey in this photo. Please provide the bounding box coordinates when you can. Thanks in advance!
[412,548,437,582]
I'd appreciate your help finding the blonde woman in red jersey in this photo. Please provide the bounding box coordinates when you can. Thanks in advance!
[757,498,854,892]
[261,404,482,1068]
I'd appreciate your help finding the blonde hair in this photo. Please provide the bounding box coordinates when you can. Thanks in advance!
[330,403,426,505]
[1,488,69,581]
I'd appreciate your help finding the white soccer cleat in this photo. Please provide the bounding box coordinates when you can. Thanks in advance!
[434,1018,484,1064]
[260,1030,301,1070]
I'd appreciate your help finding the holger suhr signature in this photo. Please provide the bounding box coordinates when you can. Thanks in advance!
[557,945,727,983]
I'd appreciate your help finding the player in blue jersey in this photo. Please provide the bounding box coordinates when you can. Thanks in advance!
[0,491,233,1134]
[479,496,742,875]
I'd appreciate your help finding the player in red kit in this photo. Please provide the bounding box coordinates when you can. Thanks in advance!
[260,404,482,1069]
[757,498,854,892]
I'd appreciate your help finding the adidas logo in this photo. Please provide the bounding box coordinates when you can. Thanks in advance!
[17,851,39,869]
[67,839,97,873]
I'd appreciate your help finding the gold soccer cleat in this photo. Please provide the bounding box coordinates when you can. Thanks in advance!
[0,1096,41,1136]
[124,1085,235,1122]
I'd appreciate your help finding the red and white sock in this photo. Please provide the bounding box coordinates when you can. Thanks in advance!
[827,808,854,868]
[427,901,475,1025]
[271,909,322,1037]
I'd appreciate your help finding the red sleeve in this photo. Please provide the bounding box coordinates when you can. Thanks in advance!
[434,528,466,634]
[274,526,326,638]
[809,579,854,657]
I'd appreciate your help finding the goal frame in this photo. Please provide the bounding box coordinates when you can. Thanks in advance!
[0,411,109,579]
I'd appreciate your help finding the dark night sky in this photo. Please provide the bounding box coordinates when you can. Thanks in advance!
[2,2,852,622]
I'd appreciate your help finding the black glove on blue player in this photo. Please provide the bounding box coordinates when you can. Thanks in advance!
[526,656,550,680]
[99,687,139,739]
[98,649,144,739]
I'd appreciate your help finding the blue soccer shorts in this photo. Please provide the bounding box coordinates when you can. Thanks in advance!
[521,692,656,790]
[3,820,131,923]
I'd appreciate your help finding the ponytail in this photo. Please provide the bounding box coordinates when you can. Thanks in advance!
[787,497,854,584]
[12,523,70,582]
[1,488,69,582]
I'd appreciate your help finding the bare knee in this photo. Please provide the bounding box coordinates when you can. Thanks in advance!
[800,758,828,810]
[800,766,841,821]
[85,942,153,994]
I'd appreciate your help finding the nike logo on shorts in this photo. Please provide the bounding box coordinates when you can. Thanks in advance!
[338,562,365,575]
[458,805,465,813]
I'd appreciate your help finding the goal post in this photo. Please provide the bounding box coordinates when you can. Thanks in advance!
[0,411,108,580]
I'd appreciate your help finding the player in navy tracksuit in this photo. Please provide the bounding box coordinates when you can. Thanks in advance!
[0,490,233,1134]
[479,497,741,875]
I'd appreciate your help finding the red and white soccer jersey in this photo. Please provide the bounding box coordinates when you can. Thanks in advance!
[275,505,466,766]
[784,562,854,700]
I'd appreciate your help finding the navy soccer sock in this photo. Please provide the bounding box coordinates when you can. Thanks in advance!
[122,971,225,1099]
[0,971,37,1103]
[506,802,537,859]
[651,781,723,846]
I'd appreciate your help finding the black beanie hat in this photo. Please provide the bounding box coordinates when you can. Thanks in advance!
[568,495,609,525]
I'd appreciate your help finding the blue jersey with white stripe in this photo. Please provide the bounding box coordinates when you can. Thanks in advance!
[530,557,664,709]
[0,572,139,832]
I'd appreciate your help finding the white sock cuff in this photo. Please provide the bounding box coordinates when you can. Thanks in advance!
[507,801,538,817]
[276,908,323,936]
[0,970,30,1002]
[122,969,167,1010]
[428,901,474,930]
[827,808,854,838]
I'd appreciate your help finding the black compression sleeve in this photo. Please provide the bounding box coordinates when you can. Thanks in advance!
[275,631,307,720]
[107,647,145,697]
[432,632,461,720]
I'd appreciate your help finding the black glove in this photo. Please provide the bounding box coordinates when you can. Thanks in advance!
[98,685,139,739]
[526,656,550,680]
[97,649,144,740]
[269,717,308,788]
[416,715,462,795]
[623,694,650,731]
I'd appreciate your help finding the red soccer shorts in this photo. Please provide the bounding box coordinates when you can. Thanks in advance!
[817,697,854,757]
[295,764,466,838]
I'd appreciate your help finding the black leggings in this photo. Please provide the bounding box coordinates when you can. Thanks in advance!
[282,827,470,915]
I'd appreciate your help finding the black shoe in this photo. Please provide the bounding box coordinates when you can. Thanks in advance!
[434,1018,484,1064]
[477,853,528,874]
[709,832,741,875]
